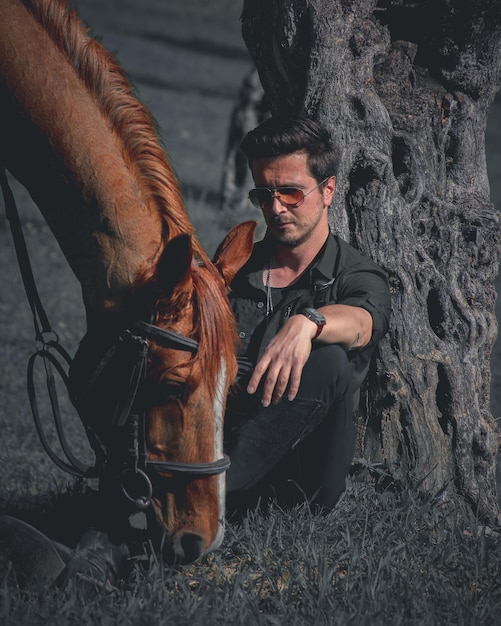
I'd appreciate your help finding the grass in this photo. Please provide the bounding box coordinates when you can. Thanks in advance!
[1,470,500,625]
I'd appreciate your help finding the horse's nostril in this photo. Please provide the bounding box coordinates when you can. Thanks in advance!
[178,532,205,563]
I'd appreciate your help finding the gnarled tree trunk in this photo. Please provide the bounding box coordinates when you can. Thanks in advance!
[225,0,501,524]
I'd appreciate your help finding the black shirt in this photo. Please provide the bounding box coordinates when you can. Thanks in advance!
[229,233,392,392]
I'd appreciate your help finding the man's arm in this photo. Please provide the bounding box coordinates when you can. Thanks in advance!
[246,303,372,407]
[315,303,373,350]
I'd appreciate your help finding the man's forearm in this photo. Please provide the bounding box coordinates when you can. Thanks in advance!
[314,304,373,350]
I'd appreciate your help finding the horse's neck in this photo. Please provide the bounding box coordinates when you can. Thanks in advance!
[0,0,164,315]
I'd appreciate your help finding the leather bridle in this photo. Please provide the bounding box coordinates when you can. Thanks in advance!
[77,319,231,511]
[1,167,230,516]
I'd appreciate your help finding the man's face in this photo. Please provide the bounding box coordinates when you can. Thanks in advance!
[251,152,335,248]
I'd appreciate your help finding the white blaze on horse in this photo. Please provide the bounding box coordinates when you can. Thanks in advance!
[0,0,255,564]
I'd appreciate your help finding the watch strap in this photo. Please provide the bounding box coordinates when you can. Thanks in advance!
[312,323,324,340]
[300,308,326,339]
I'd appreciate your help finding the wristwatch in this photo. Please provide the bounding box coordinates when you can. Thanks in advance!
[300,307,326,339]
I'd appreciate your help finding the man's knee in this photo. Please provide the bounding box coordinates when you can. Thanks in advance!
[298,344,353,407]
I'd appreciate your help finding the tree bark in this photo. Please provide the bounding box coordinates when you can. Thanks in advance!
[234,0,501,524]
[220,67,267,230]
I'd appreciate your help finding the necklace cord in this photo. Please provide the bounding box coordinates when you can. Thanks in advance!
[266,258,273,316]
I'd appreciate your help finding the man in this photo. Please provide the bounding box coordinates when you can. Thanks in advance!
[224,117,391,511]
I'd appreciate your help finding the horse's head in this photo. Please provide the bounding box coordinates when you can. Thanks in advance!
[69,221,255,563]
[136,221,255,562]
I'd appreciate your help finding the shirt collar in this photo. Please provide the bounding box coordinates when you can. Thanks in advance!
[309,233,339,285]
[246,237,272,291]
[244,232,339,290]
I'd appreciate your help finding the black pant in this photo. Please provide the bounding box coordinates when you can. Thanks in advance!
[224,344,356,512]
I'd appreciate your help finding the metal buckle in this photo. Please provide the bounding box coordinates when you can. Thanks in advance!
[120,468,153,509]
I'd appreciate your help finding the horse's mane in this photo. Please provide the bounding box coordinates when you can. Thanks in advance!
[23,0,209,264]
[191,265,239,394]
[24,0,238,390]
[152,262,238,397]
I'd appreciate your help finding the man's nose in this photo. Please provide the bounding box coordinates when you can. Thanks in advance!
[268,194,287,213]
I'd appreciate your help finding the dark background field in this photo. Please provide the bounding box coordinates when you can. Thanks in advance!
[1,0,500,499]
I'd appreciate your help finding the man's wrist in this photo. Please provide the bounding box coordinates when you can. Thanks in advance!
[299,308,326,340]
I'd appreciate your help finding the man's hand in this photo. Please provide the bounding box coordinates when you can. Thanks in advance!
[245,303,373,407]
[246,314,317,407]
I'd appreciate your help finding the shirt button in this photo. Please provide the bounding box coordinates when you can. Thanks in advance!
[257,302,264,309]
[239,331,246,339]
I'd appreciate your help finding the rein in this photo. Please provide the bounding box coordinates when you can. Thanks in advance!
[0,167,94,477]
[1,168,230,512]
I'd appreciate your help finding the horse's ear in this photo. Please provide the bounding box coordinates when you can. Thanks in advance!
[156,233,193,293]
[213,221,257,286]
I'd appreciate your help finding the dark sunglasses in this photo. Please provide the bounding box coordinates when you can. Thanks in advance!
[248,177,330,210]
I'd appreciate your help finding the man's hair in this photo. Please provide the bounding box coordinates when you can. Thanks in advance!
[240,116,341,182]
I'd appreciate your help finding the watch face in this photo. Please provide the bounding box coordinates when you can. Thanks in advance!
[302,308,326,325]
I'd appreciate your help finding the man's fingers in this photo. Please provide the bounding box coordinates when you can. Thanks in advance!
[247,325,311,405]
[246,357,269,395]
[260,363,288,407]
[287,365,303,401]
[269,370,290,406]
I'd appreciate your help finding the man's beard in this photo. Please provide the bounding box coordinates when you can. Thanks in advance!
[268,217,316,248]
[273,231,307,248]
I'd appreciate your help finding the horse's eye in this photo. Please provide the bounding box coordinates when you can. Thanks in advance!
[141,379,188,407]
[160,381,186,400]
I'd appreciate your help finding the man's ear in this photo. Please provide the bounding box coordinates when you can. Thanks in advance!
[323,175,336,207]
[155,233,193,294]
[213,221,257,286]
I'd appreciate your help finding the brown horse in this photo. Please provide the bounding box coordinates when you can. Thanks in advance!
[0,0,255,563]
